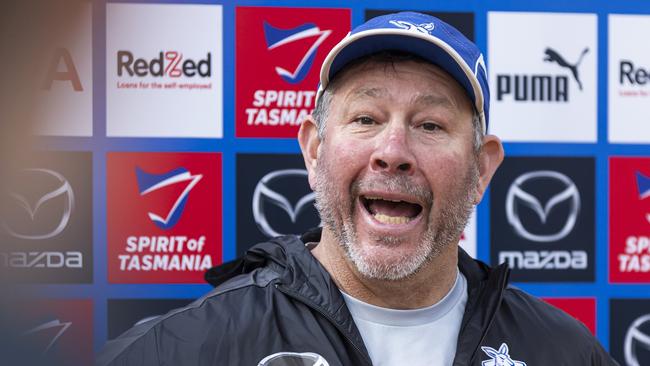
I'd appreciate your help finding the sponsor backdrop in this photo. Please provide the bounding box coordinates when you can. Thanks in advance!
[16,0,650,364]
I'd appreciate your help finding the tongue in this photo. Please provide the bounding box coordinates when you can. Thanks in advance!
[368,199,420,218]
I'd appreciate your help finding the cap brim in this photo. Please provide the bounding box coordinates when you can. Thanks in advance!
[318,28,486,133]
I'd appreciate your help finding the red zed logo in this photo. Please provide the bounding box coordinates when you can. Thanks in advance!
[236,7,350,138]
[164,51,183,77]
[116,50,212,78]
[610,157,650,283]
[107,152,222,283]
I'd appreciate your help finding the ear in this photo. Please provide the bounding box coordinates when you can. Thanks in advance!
[473,134,504,204]
[498,343,509,354]
[298,114,321,190]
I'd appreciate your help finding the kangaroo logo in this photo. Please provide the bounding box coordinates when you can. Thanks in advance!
[258,352,329,366]
[388,20,435,35]
[481,343,527,366]
[543,47,589,90]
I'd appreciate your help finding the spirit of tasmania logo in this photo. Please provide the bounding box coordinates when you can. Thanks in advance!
[107,152,222,283]
[236,7,350,138]
[610,157,650,282]
[22,299,93,366]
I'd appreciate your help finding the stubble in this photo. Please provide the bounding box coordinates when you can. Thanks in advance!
[313,150,478,281]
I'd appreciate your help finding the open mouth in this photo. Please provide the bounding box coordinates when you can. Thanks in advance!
[361,195,423,225]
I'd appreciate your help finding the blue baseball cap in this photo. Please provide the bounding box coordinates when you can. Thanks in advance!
[316,12,489,133]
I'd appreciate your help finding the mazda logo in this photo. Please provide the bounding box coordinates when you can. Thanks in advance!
[625,314,650,366]
[252,169,316,238]
[3,169,74,240]
[505,170,580,242]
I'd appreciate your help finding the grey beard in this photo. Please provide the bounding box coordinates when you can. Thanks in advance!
[313,154,478,281]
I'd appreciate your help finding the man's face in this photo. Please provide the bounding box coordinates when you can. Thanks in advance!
[309,59,481,281]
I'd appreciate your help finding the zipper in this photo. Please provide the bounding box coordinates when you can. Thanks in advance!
[459,263,511,365]
[275,283,373,366]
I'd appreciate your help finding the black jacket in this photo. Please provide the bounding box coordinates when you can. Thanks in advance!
[97,230,618,366]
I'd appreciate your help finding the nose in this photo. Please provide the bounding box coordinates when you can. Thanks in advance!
[369,123,416,175]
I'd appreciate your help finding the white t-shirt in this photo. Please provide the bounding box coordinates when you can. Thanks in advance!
[341,271,468,366]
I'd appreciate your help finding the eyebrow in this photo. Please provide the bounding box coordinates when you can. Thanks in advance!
[343,87,459,115]
[345,87,387,101]
[412,94,455,110]
[345,87,455,109]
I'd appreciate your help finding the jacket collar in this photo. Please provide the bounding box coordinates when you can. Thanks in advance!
[204,228,370,362]
[205,227,511,365]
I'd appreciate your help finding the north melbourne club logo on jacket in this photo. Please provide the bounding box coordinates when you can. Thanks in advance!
[258,352,329,366]
[481,343,527,366]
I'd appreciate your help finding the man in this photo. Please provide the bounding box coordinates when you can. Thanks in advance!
[98,12,617,366]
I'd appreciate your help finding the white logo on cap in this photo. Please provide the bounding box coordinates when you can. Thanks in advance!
[475,54,487,78]
[388,20,434,35]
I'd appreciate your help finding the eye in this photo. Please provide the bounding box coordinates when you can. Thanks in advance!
[420,122,440,132]
[354,116,376,125]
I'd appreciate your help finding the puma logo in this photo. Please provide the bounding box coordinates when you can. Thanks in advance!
[543,47,589,90]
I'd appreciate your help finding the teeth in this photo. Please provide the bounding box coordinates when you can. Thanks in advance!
[373,213,411,224]
[365,196,403,203]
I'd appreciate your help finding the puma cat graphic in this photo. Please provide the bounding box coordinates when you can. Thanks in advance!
[544,47,589,90]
